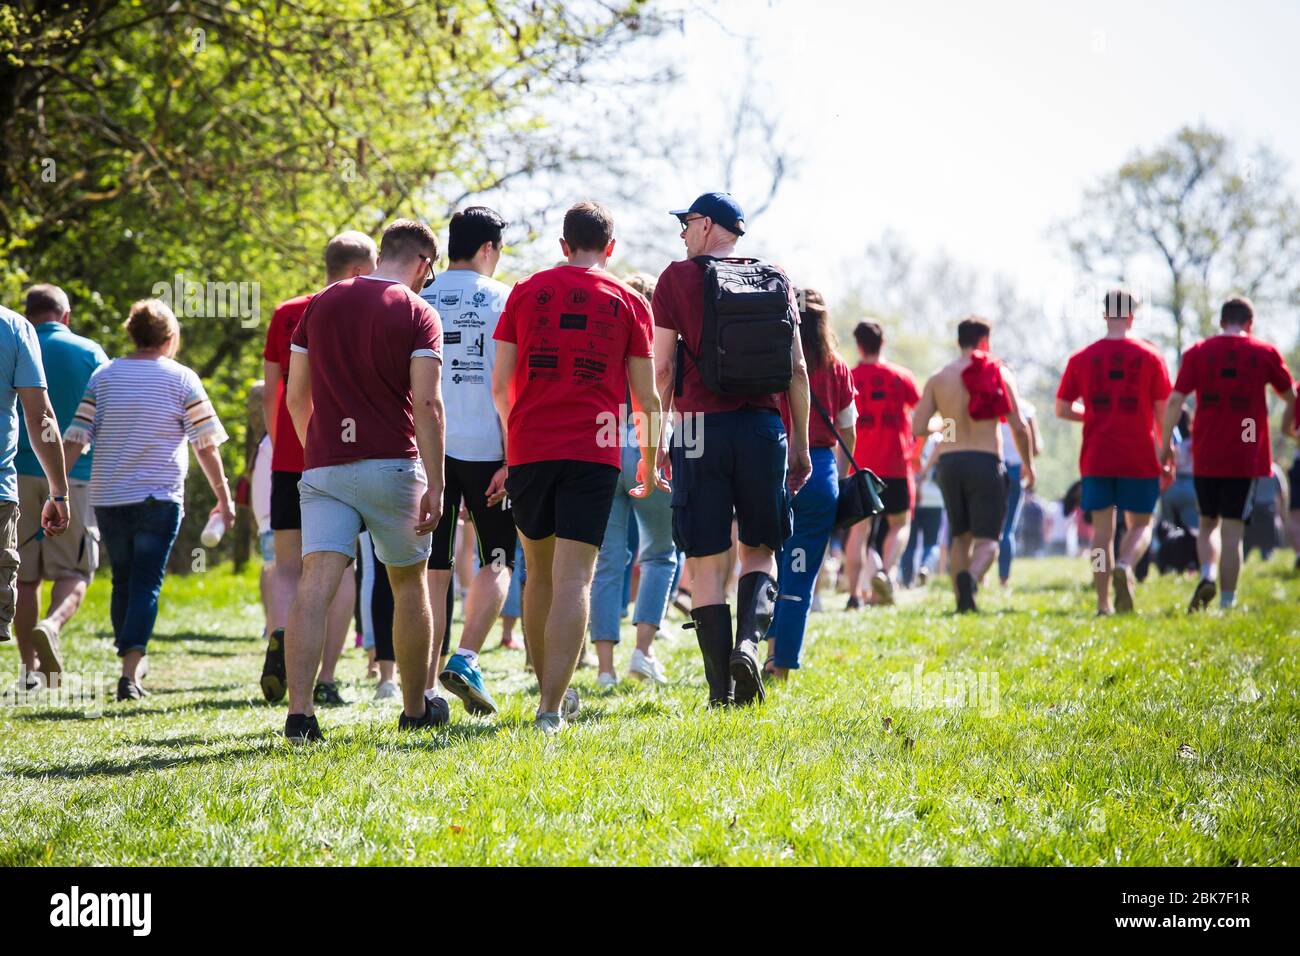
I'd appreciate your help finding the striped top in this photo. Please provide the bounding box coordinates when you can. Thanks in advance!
[63,356,228,507]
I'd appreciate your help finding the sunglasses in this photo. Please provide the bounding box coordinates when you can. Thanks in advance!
[678,215,706,233]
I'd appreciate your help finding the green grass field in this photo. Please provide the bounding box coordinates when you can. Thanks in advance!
[2,555,1298,866]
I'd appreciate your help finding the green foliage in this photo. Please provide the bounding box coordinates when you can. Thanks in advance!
[2,557,1298,864]
[1,0,659,493]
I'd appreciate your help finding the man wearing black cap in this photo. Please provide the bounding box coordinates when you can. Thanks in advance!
[651,191,812,707]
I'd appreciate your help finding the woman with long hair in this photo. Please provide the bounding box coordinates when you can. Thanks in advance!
[765,289,857,678]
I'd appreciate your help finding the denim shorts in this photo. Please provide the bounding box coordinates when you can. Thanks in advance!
[1080,476,1160,515]
[299,458,431,567]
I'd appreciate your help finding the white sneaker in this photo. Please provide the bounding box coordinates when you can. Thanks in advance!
[561,687,581,721]
[373,679,399,701]
[534,712,564,735]
[627,648,668,685]
[596,672,617,690]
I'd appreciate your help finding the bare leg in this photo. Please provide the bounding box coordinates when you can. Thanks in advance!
[1089,508,1116,614]
[537,537,600,714]
[1118,511,1153,568]
[42,576,88,631]
[270,529,303,631]
[881,515,912,576]
[968,537,999,583]
[1219,518,1245,595]
[844,522,868,601]
[520,534,555,702]
[427,568,452,691]
[387,560,434,719]
[949,532,973,580]
[595,639,616,677]
[1197,516,1222,577]
[314,569,354,685]
[14,580,39,672]
[285,551,348,717]
[456,565,510,654]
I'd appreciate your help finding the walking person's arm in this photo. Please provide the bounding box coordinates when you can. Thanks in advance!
[411,355,445,535]
[627,355,669,496]
[263,360,282,446]
[286,350,313,449]
[196,443,236,528]
[1160,391,1188,466]
[487,342,516,507]
[17,387,69,536]
[1002,367,1035,490]
[912,378,937,437]
[652,326,678,481]
[786,330,813,495]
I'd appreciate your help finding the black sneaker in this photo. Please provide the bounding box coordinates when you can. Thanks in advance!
[845,595,862,611]
[261,628,287,703]
[955,571,978,613]
[284,712,324,744]
[313,681,349,707]
[398,696,450,731]
[116,677,144,702]
[1188,578,1216,613]
[729,639,765,706]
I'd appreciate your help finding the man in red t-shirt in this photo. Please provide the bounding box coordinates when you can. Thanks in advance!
[1056,290,1172,616]
[844,320,919,609]
[1162,296,1296,612]
[259,230,376,708]
[492,201,663,734]
[279,219,447,743]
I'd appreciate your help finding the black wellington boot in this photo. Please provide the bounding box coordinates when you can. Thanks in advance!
[731,571,776,705]
[690,604,734,708]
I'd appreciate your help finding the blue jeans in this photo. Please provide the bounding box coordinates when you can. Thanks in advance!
[590,442,676,643]
[1161,475,1199,530]
[998,463,1023,581]
[900,505,942,586]
[768,447,838,669]
[96,498,182,657]
[502,539,526,618]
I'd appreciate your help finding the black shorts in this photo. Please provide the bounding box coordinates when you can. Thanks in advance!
[429,457,518,571]
[669,408,793,558]
[270,470,302,531]
[1194,476,1255,521]
[936,451,1007,540]
[878,476,913,516]
[1289,457,1300,512]
[505,460,620,547]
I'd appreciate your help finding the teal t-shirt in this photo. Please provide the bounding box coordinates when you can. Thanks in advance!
[15,320,108,483]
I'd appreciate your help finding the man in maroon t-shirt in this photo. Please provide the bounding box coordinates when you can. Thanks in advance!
[1055,290,1172,616]
[651,191,812,707]
[279,219,447,743]
[1162,296,1296,612]
[492,201,664,734]
[259,230,375,708]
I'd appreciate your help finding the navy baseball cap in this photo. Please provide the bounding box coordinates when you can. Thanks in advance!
[670,192,746,236]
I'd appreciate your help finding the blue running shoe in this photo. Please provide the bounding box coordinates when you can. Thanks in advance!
[439,654,497,716]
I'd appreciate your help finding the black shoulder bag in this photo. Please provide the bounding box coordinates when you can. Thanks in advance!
[808,387,887,529]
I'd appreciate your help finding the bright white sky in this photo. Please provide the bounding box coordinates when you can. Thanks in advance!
[631,0,1300,319]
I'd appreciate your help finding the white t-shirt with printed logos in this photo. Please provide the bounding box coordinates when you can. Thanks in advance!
[420,269,508,462]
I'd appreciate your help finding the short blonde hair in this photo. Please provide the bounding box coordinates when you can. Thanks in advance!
[624,272,657,299]
[125,299,179,349]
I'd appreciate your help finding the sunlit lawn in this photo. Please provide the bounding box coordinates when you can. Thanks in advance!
[2,554,1297,865]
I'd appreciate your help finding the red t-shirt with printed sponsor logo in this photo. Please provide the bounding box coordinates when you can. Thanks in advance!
[782,355,856,449]
[851,359,920,478]
[1172,333,1294,478]
[494,266,654,468]
[289,276,442,470]
[651,257,799,415]
[262,294,312,473]
[1056,337,1171,478]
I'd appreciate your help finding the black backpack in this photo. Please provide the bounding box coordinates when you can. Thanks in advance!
[675,256,796,397]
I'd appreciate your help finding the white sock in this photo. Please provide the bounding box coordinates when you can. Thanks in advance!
[1220,591,1236,608]
[1201,563,1217,581]
[1116,560,1130,571]
[453,648,477,663]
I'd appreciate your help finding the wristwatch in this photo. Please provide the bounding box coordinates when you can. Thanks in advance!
[48,495,67,503]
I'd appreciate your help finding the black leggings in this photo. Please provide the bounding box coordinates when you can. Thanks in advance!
[355,532,454,662]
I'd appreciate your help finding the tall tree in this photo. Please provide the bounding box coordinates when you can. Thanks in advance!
[1058,125,1300,353]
